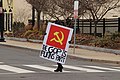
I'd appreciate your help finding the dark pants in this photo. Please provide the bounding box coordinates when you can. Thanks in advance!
[54,63,63,72]
[57,63,63,69]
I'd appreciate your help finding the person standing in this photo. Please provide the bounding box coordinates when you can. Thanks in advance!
[54,20,64,72]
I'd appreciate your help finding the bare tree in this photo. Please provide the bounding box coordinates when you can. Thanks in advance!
[41,0,73,24]
[14,8,31,24]
[44,0,77,28]
[26,0,49,32]
[81,0,120,36]
[26,0,120,36]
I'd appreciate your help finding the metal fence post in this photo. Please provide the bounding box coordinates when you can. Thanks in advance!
[118,18,120,32]
[90,19,92,35]
[81,20,84,33]
[103,18,105,37]
[77,18,80,34]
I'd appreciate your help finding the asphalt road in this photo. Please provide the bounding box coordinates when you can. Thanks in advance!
[0,45,120,80]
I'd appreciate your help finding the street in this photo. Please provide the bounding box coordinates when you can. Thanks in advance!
[0,45,120,80]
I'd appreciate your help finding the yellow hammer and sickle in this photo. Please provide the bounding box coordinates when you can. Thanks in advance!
[50,31,64,45]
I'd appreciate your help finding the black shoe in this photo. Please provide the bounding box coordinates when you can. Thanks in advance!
[59,69,62,72]
[54,68,63,72]
[54,63,63,72]
[54,69,59,72]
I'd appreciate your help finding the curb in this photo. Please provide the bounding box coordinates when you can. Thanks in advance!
[0,42,120,64]
[70,44,120,55]
[5,37,27,42]
[5,37,120,55]
[0,43,39,52]
[0,37,120,64]
[5,37,43,43]
[68,54,120,64]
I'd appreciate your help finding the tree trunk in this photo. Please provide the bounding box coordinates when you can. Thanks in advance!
[77,19,80,34]
[37,11,40,31]
[94,21,97,37]
[32,6,35,27]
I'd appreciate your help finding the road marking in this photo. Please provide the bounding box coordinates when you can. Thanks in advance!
[0,62,4,64]
[0,65,35,73]
[0,64,119,74]
[113,67,120,69]
[61,65,105,72]
[0,73,16,75]
[84,65,120,72]
[24,65,70,72]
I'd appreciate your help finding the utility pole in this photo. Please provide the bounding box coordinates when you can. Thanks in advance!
[0,0,5,42]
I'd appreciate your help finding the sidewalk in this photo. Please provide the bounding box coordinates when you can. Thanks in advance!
[0,39,120,64]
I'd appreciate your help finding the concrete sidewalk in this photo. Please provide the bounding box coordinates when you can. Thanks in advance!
[0,39,120,64]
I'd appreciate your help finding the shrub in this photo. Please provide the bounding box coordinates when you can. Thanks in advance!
[90,37,117,49]
[23,30,44,40]
[110,32,120,43]
[12,22,25,37]
[13,22,25,33]
[23,30,35,38]
[25,24,33,31]
[71,34,95,45]
[27,33,44,40]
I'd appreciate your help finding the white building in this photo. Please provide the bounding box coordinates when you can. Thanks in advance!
[3,0,32,24]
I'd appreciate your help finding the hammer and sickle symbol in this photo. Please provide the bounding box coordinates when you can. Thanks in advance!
[50,31,64,45]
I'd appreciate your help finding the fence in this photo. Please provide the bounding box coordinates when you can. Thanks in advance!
[76,18,120,37]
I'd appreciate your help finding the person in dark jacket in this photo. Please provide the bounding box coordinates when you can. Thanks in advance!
[54,20,63,72]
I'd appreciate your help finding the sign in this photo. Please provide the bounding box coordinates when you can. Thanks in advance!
[40,22,73,64]
[74,0,79,19]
